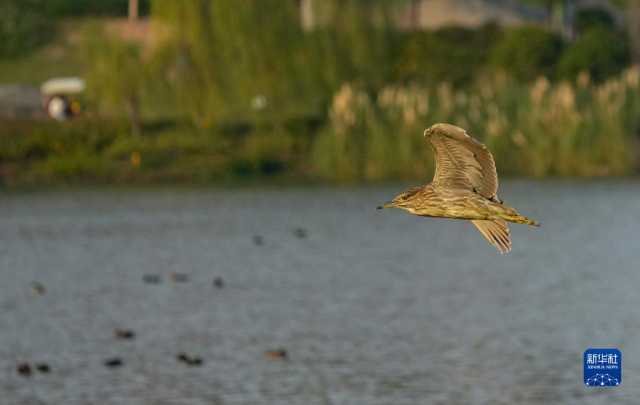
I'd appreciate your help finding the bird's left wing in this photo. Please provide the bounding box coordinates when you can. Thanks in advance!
[426,124,498,200]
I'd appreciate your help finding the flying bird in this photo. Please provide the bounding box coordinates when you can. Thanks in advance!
[378,123,539,254]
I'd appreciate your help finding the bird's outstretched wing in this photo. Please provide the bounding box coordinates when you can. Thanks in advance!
[425,123,498,200]
[472,219,511,254]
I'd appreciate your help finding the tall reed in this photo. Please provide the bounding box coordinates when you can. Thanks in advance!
[312,68,640,181]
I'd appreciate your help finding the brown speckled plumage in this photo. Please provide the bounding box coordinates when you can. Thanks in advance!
[379,123,539,254]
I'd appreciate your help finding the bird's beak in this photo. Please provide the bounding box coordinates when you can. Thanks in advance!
[377,201,395,210]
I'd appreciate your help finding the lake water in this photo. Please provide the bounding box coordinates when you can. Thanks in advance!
[1,181,639,404]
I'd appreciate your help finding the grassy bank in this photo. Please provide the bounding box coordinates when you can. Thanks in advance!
[0,118,321,188]
[1,68,640,188]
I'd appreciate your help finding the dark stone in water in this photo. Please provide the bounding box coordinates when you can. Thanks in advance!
[293,228,308,239]
[17,363,32,377]
[114,329,136,340]
[213,277,225,289]
[177,352,203,367]
[35,363,50,374]
[252,235,264,246]
[142,274,162,284]
[188,358,203,366]
[170,273,190,283]
[30,282,46,295]
[264,349,288,360]
[177,353,203,366]
[104,358,124,368]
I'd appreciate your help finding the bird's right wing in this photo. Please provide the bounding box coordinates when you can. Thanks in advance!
[426,124,498,200]
[471,219,511,254]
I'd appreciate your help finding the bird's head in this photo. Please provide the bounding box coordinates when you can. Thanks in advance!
[377,187,421,210]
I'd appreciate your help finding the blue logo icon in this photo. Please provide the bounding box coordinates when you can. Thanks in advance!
[584,348,621,387]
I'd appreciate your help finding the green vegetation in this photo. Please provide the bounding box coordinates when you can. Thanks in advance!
[82,28,146,135]
[575,7,616,34]
[0,119,310,187]
[0,0,639,188]
[0,19,93,84]
[2,69,639,186]
[152,0,314,127]
[0,0,51,58]
[558,27,630,82]
[395,24,502,87]
[312,70,640,181]
[489,26,565,81]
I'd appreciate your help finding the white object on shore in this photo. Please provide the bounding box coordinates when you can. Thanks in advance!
[47,96,69,121]
[41,77,86,96]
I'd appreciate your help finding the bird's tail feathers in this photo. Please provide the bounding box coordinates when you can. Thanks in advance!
[501,213,540,227]
[472,219,512,254]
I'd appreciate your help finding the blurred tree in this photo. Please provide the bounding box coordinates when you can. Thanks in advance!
[575,7,615,35]
[0,0,50,58]
[490,26,564,81]
[395,24,501,87]
[630,0,640,64]
[308,0,398,93]
[557,27,629,82]
[153,0,312,127]
[152,0,410,127]
[83,28,147,136]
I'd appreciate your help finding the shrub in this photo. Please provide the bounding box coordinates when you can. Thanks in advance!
[489,26,564,81]
[0,118,309,186]
[395,24,502,87]
[0,0,51,58]
[557,27,629,82]
[575,7,615,35]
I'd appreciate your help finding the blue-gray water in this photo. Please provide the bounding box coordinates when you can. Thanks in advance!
[1,181,639,404]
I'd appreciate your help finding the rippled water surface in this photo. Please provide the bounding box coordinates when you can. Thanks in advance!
[1,181,639,404]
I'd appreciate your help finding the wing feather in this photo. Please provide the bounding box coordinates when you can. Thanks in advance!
[426,123,498,199]
[471,219,512,254]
